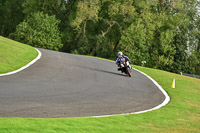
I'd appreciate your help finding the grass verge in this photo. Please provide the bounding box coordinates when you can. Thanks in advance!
[0,39,199,132]
[0,36,38,74]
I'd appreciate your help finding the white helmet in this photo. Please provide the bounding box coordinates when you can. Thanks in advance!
[118,51,123,58]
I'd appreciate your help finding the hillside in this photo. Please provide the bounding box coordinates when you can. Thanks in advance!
[0,36,38,74]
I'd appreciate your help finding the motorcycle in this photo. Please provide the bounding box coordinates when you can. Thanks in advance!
[119,58,132,77]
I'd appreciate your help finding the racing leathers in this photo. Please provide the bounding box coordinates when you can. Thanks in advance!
[115,55,131,72]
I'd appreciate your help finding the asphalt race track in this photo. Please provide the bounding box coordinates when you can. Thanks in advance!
[0,49,165,118]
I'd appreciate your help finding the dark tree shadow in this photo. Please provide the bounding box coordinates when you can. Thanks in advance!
[79,66,127,77]
[93,68,127,77]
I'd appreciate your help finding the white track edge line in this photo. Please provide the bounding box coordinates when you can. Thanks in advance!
[0,48,41,76]
[0,51,170,117]
[92,64,170,118]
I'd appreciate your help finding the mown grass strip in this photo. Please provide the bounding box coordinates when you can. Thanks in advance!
[0,66,199,133]
[0,36,38,74]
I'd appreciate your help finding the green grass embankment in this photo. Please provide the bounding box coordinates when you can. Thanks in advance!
[0,37,199,132]
[0,36,38,74]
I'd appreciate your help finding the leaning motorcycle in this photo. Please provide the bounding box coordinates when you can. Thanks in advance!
[119,58,132,77]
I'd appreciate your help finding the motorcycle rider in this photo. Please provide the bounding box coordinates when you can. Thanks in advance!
[115,51,131,72]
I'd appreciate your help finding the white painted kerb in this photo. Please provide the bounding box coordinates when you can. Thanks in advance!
[132,68,170,114]
[92,62,170,117]
[0,48,41,76]
[0,50,170,117]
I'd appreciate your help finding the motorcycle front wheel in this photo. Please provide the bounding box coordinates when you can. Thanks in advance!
[126,68,131,77]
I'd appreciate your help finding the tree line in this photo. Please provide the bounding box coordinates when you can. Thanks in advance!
[0,0,200,75]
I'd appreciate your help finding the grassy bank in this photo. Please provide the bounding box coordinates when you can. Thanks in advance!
[0,38,199,132]
[0,66,199,132]
[0,36,38,74]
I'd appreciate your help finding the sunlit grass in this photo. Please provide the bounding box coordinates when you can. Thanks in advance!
[0,37,199,132]
[0,36,38,74]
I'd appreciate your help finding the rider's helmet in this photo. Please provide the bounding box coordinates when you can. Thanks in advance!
[118,51,123,58]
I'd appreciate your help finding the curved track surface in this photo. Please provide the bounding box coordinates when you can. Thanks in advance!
[0,49,165,117]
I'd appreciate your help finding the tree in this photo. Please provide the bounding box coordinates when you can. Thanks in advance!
[119,19,148,65]
[169,0,200,74]
[70,0,99,37]
[0,0,25,37]
[10,12,63,51]
[22,0,68,32]
[22,0,66,17]
[68,0,136,57]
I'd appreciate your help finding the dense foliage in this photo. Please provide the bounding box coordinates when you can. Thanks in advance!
[10,12,63,51]
[0,0,200,74]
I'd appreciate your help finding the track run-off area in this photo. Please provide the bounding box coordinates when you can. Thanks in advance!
[0,48,169,118]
